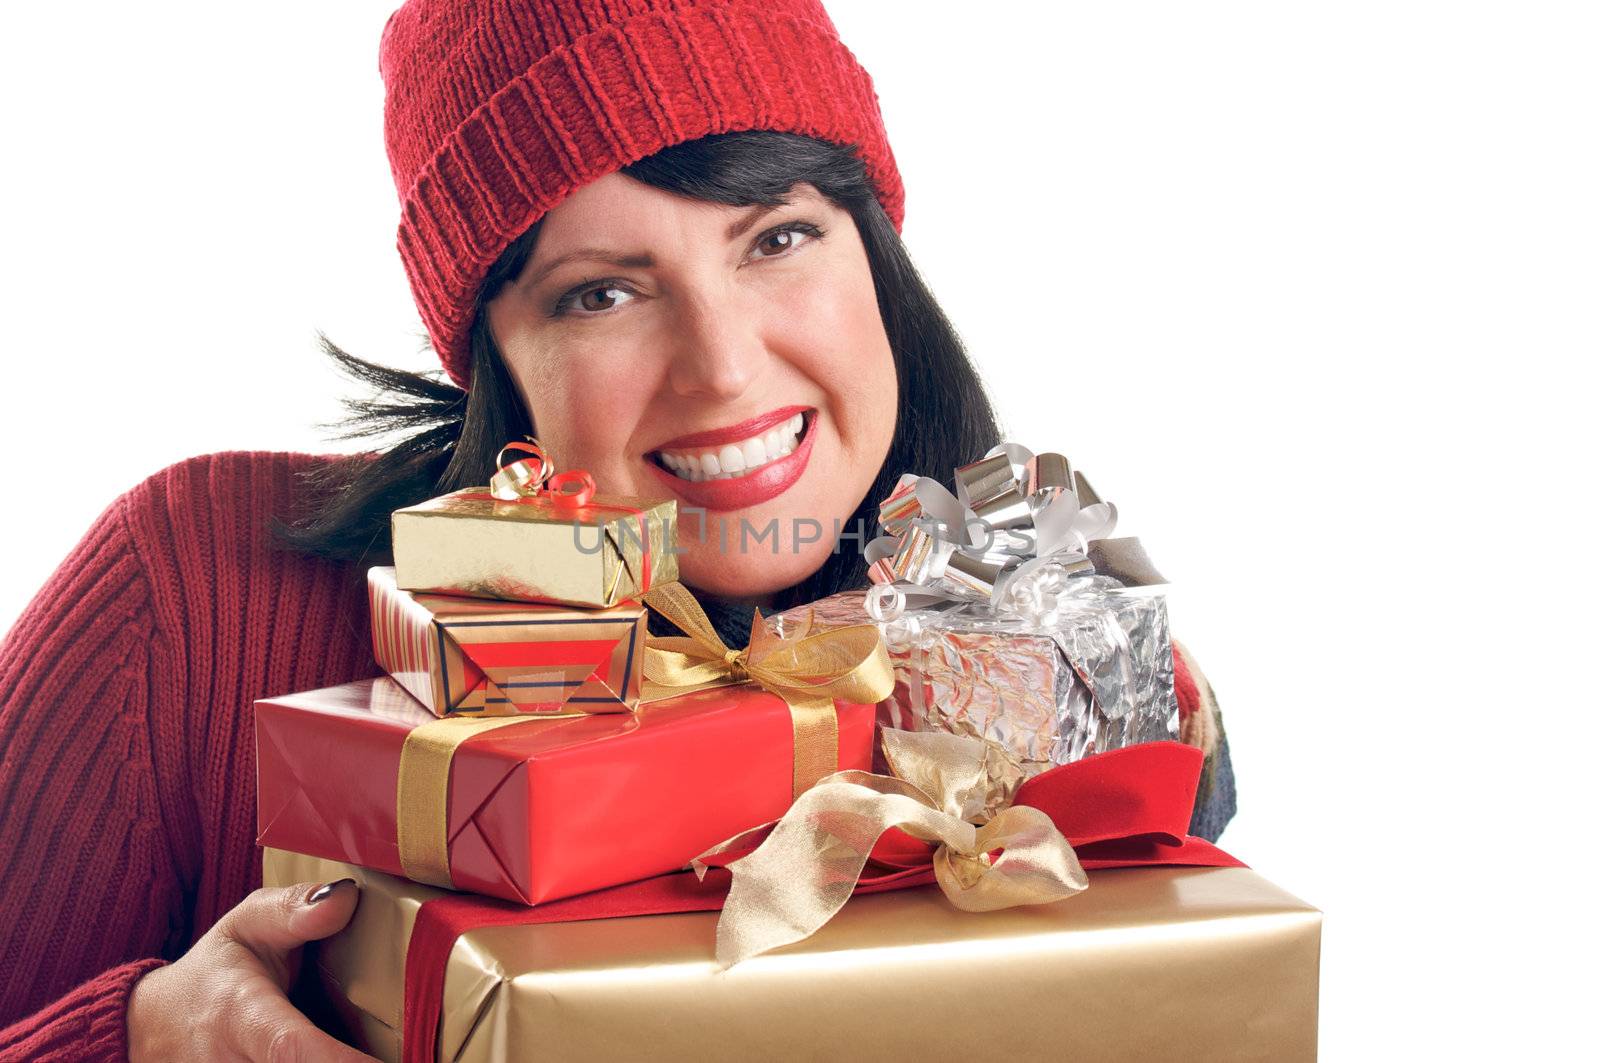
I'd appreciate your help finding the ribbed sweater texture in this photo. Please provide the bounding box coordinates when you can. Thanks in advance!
[0,451,1231,1060]
[0,453,379,1061]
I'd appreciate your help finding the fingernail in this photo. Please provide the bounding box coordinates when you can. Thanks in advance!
[306,878,356,904]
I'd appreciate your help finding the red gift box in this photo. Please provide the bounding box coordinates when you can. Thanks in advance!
[255,677,875,905]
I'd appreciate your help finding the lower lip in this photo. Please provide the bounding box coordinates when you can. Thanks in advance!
[645,416,817,512]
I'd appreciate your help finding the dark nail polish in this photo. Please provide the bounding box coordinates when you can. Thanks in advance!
[307,878,356,904]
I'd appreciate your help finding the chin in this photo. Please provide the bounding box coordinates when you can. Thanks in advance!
[675,544,831,603]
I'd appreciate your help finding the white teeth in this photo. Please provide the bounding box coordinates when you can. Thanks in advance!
[653,412,811,482]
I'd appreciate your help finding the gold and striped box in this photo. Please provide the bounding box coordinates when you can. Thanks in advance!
[367,566,644,717]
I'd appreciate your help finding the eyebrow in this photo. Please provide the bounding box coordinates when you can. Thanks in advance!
[520,200,798,290]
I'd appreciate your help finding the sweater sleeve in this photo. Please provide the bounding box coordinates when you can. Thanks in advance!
[1172,639,1238,842]
[0,960,165,1062]
[0,492,185,1061]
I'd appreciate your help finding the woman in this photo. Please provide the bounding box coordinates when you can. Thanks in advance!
[0,1,1234,1059]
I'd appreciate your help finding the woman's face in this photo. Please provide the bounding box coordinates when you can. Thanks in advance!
[487,174,898,602]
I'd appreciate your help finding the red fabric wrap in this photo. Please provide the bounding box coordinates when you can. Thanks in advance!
[400,740,1241,1061]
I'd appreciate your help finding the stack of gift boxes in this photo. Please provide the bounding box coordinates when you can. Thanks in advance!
[256,481,883,907]
[254,449,1322,1063]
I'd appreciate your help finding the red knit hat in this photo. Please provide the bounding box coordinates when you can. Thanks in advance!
[379,0,905,388]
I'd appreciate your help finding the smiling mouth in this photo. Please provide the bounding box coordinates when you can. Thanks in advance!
[649,411,813,483]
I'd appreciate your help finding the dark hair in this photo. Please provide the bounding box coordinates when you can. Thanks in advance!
[276,131,1000,613]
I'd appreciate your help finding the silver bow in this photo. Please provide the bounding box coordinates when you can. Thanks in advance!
[863,443,1131,623]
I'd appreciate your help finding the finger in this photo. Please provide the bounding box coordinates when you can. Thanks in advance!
[217,881,361,959]
[231,986,378,1063]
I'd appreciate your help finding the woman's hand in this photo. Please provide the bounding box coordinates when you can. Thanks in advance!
[127,879,377,1062]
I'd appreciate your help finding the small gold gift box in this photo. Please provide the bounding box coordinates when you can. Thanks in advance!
[391,488,676,608]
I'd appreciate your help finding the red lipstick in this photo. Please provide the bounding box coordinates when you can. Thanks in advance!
[646,409,817,513]
[649,405,810,451]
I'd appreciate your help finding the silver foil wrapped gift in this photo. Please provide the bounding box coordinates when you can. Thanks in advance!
[773,443,1179,775]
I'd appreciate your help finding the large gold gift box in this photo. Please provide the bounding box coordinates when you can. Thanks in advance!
[391,489,677,608]
[267,848,1321,1062]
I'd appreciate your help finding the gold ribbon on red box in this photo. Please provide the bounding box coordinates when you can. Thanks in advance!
[392,578,896,889]
[639,580,896,798]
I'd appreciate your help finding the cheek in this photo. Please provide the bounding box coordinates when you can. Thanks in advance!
[768,258,896,413]
[825,287,898,517]
[502,332,658,474]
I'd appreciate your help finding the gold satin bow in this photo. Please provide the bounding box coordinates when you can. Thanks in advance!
[693,728,1089,968]
[641,581,896,798]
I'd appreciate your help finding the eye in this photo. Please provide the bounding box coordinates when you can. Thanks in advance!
[549,223,823,316]
[553,281,635,317]
[749,222,824,260]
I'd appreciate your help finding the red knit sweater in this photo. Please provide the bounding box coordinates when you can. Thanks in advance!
[0,453,380,1061]
[0,451,1219,1061]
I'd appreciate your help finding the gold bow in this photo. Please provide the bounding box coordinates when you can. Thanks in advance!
[641,581,896,797]
[693,728,1089,968]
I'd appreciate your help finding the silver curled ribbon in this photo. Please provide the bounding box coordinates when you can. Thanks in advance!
[860,443,1174,723]
[862,442,1154,624]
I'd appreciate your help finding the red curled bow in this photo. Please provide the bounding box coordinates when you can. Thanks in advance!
[487,438,596,509]
[544,469,596,508]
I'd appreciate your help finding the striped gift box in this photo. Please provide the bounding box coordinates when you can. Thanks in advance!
[367,566,644,717]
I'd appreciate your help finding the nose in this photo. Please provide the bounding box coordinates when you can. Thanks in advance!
[664,288,768,402]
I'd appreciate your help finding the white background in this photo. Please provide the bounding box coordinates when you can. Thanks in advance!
[3,2,1595,1056]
